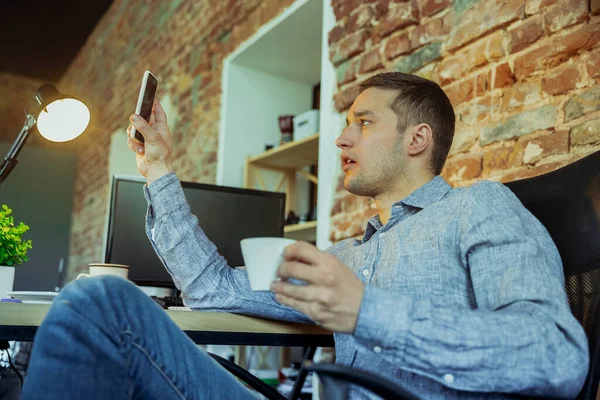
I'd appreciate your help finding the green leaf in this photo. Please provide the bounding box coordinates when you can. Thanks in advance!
[0,204,32,266]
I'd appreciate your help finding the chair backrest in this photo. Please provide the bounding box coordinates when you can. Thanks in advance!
[505,150,600,400]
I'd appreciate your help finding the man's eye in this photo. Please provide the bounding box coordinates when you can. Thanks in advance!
[361,120,371,126]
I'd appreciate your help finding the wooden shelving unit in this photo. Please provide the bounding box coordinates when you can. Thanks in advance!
[284,220,317,241]
[247,133,319,169]
[244,133,319,241]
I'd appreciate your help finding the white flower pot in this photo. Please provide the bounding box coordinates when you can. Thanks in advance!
[0,266,15,299]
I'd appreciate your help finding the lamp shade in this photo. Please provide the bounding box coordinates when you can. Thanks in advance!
[34,84,90,142]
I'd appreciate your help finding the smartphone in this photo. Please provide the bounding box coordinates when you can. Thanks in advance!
[130,70,158,144]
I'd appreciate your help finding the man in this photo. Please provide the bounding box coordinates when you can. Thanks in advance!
[22,72,588,399]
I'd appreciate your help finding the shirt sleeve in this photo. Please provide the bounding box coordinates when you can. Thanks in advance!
[352,181,589,398]
[143,172,312,323]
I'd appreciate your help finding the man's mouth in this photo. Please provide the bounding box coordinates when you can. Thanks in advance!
[341,156,357,171]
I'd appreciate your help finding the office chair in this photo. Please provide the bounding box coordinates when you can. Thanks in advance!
[505,149,600,400]
[211,150,600,400]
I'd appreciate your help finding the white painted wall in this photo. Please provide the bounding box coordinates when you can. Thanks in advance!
[315,0,338,251]
[218,63,313,188]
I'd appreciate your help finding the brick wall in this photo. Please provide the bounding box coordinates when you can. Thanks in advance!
[52,0,296,279]
[328,0,600,242]
[3,0,599,277]
[0,73,47,147]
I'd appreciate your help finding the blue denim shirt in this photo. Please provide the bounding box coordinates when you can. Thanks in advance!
[144,173,588,399]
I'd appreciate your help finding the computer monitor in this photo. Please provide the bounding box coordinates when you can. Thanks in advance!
[105,175,286,288]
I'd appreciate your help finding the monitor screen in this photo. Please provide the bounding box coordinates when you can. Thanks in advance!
[105,175,286,288]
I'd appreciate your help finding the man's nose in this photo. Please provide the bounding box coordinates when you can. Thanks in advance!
[335,127,354,149]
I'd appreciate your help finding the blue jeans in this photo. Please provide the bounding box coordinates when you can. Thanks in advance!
[21,276,258,399]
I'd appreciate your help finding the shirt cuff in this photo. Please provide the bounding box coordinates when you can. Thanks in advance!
[143,172,188,220]
[353,285,411,359]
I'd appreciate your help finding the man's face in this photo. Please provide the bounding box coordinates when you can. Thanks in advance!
[336,87,407,198]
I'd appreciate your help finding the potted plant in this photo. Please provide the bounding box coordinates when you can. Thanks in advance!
[0,204,32,298]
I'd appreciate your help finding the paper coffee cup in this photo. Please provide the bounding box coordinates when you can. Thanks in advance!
[77,263,130,280]
[240,237,296,291]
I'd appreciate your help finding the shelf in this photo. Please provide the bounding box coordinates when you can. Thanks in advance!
[248,133,319,169]
[284,220,317,241]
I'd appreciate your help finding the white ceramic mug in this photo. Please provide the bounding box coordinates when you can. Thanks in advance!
[240,237,296,291]
[76,263,130,280]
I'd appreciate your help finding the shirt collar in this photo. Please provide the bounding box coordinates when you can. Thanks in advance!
[362,176,452,242]
[396,175,452,209]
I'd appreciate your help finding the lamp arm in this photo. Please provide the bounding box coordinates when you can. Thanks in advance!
[0,114,36,185]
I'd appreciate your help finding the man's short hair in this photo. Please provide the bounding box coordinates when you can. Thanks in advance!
[359,72,456,175]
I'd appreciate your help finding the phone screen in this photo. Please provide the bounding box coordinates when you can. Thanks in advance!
[135,74,158,143]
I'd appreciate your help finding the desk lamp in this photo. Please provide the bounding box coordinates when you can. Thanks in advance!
[0,84,90,184]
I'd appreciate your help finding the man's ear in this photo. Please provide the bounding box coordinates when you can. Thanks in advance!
[406,124,433,156]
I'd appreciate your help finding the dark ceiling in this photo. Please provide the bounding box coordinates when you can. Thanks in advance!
[0,0,114,83]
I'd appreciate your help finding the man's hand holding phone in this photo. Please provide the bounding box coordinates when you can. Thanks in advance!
[127,99,173,184]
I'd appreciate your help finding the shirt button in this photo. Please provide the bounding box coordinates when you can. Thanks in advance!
[373,346,382,353]
[380,232,386,239]
[362,269,370,276]
[443,374,454,384]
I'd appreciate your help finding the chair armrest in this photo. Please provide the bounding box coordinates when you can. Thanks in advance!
[304,363,419,400]
[208,353,287,400]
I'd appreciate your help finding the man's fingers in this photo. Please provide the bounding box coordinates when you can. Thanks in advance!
[152,99,168,123]
[283,241,326,265]
[130,114,163,144]
[277,261,320,283]
[127,137,145,155]
[271,280,322,302]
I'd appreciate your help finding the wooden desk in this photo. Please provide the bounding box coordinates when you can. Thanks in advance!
[0,303,334,347]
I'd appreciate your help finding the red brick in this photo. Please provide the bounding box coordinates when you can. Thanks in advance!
[329,25,346,45]
[541,65,580,96]
[561,23,600,56]
[375,0,392,18]
[500,82,542,113]
[593,0,600,15]
[483,144,524,175]
[587,51,600,83]
[494,63,516,89]
[570,118,600,146]
[500,159,570,182]
[446,0,524,51]
[525,0,559,15]
[543,0,588,34]
[374,1,419,40]
[458,96,494,125]
[410,17,444,50]
[509,16,544,54]
[384,32,411,60]
[436,55,464,86]
[347,5,375,32]
[514,24,600,80]
[418,0,451,17]
[359,48,384,74]
[520,130,569,164]
[334,84,362,112]
[513,43,553,80]
[442,154,483,182]
[486,31,506,61]
[470,38,489,68]
[332,0,364,20]
[337,59,358,85]
[330,210,370,242]
[330,30,371,65]
[475,70,491,97]
[444,79,475,106]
